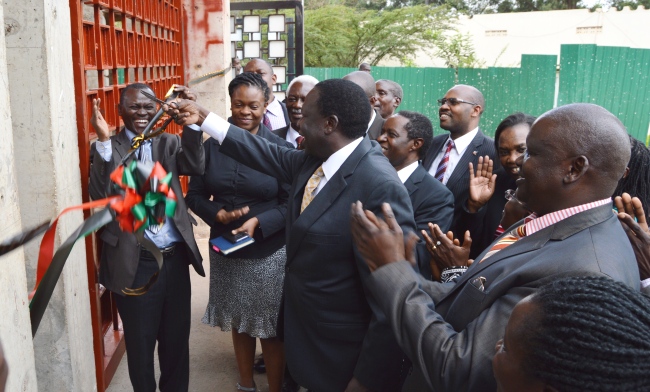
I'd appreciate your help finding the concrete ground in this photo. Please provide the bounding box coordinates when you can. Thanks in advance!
[106,220,282,392]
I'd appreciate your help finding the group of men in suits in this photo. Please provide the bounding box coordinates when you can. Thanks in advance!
[90,62,645,392]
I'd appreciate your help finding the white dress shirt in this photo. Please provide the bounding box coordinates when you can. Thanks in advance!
[396,161,419,184]
[286,126,301,148]
[428,127,479,184]
[266,97,288,130]
[200,112,363,197]
[366,109,376,134]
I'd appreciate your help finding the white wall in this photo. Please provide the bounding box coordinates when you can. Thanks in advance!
[380,6,650,67]
[4,0,96,390]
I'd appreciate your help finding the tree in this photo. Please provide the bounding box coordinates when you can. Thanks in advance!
[304,4,453,67]
[435,32,485,70]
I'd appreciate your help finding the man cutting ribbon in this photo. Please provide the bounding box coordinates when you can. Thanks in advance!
[89,83,205,392]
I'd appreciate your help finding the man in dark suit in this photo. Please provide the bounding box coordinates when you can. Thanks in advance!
[422,85,497,235]
[165,79,417,392]
[343,71,385,140]
[89,84,205,392]
[377,110,454,280]
[351,103,640,391]
[245,58,290,131]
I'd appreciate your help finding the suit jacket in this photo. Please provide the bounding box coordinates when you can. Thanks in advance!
[405,165,455,279]
[422,130,497,236]
[269,99,291,136]
[220,126,417,391]
[89,129,206,294]
[367,109,385,140]
[455,170,517,259]
[368,204,640,392]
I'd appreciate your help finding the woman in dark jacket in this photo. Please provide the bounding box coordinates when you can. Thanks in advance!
[186,72,291,392]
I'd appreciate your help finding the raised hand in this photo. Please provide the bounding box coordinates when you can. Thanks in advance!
[216,206,250,225]
[90,98,110,142]
[615,193,650,280]
[163,99,210,127]
[422,223,472,280]
[467,156,497,213]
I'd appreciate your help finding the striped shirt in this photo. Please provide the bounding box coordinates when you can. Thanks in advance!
[523,198,612,236]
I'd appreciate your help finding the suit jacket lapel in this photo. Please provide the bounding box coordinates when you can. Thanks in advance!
[446,130,484,189]
[114,129,132,162]
[286,138,371,264]
[404,165,425,197]
[438,204,615,303]
[423,136,447,170]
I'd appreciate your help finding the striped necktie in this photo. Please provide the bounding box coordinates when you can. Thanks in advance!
[300,165,324,213]
[480,223,527,263]
[434,140,454,182]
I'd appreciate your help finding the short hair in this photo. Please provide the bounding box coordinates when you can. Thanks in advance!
[521,276,650,391]
[377,79,403,100]
[120,83,153,105]
[397,110,433,159]
[228,72,270,103]
[287,75,319,93]
[493,112,536,150]
[313,79,370,140]
[613,135,650,220]
[244,58,273,73]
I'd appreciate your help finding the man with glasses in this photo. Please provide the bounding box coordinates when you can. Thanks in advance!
[422,85,497,235]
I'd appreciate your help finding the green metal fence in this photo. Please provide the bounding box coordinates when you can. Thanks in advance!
[304,44,650,142]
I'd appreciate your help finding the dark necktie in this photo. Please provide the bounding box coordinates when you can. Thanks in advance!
[296,135,304,150]
[263,113,272,130]
[434,140,454,182]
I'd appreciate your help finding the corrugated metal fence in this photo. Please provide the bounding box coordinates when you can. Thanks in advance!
[304,44,650,143]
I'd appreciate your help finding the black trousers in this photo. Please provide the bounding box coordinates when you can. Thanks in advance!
[114,244,191,392]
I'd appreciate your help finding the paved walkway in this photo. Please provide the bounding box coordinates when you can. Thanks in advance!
[106,221,274,392]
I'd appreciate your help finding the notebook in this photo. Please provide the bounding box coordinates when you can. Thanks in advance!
[209,234,255,256]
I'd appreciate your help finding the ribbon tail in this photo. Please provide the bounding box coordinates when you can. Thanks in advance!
[0,221,50,257]
[29,208,114,337]
[121,232,163,296]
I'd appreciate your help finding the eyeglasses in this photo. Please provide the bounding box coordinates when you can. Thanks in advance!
[505,189,531,212]
[437,98,478,107]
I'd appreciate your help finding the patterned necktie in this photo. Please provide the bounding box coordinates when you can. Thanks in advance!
[480,224,527,263]
[434,139,454,182]
[263,113,272,130]
[300,165,324,213]
[296,135,305,150]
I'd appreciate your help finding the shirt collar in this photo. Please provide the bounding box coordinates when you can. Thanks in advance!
[124,128,136,141]
[321,137,364,182]
[266,97,283,118]
[448,126,479,155]
[523,198,612,236]
[396,161,419,183]
[366,109,376,133]
[287,126,301,146]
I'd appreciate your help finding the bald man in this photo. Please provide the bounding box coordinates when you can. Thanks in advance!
[244,58,289,132]
[343,71,385,140]
[422,84,497,235]
[352,103,640,391]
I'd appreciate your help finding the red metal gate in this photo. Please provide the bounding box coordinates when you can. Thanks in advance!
[69,1,185,389]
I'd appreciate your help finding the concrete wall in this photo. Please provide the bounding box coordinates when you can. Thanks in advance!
[0,2,38,391]
[183,0,232,119]
[4,0,96,390]
[380,6,650,67]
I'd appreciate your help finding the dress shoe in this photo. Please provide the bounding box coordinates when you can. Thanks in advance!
[253,356,266,374]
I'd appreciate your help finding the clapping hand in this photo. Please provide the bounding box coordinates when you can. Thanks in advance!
[422,223,473,281]
[90,98,110,142]
[467,156,497,213]
[350,202,419,272]
[615,192,650,280]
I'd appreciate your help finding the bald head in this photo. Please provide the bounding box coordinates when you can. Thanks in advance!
[343,71,376,101]
[540,103,630,190]
[244,58,276,99]
[451,84,485,114]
